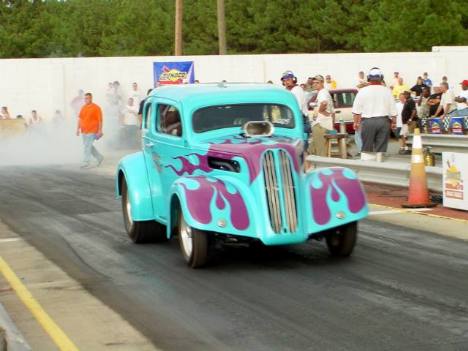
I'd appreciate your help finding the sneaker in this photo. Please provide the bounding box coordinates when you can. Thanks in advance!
[80,163,92,169]
[403,149,412,155]
[97,156,104,167]
[398,149,406,155]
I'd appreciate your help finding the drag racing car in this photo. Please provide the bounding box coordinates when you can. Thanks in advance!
[115,83,368,267]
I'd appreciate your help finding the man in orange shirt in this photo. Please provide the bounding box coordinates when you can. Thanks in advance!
[76,92,104,168]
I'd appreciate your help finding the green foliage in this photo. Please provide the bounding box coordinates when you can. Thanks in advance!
[0,0,466,58]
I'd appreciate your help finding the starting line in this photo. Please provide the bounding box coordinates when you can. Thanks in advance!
[368,208,433,216]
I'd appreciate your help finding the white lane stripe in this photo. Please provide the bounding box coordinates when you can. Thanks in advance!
[0,238,22,243]
[369,208,433,216]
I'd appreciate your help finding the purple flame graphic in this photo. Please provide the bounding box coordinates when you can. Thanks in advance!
[310,168,366,225]
[181,177,249,230]
[166,136,300,183]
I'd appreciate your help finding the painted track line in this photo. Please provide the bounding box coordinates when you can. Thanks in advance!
[369,208,433,216]
[0,256,79,351]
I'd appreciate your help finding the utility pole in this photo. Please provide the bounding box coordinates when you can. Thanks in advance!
[217,0,226,55]
[175,0,183,56]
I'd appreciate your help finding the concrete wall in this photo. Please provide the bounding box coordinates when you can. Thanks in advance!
[0,48,466,121]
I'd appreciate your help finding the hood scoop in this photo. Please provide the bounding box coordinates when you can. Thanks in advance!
[243,121,274,137]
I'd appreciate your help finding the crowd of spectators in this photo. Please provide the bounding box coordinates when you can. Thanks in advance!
[282,69,468,159]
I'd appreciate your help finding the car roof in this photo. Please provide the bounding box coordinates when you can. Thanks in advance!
[150,83,292,104]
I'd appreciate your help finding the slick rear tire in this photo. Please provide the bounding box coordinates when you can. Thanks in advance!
[121,180,166,243]
[325,221,358,257]
[178,211,209,268]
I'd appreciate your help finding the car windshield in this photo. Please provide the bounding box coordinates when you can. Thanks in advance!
[333,92,356,108]
[192,103,295,133]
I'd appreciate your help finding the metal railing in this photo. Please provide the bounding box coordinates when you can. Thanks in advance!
[307,156,443,192]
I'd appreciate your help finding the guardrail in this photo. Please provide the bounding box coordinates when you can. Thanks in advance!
[307,156,442,192]
[406,134,468,154]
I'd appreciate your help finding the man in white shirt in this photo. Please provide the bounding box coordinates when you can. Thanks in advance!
[455,80,468,110]
[435,82,457,121]
[120,97,140,148]
[130,82,143,107]
[352,67,397,162]
[281,70,309,150]
[309,75,334,156]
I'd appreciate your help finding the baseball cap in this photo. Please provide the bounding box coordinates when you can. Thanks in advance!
[311,74,324,82]
[368,67,384,80]
[460,80,468,86]
[281,70,295,80]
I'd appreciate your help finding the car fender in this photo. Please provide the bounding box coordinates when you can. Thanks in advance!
[167,175,256,238]
[115,152,154,221]
[302,167,368,234]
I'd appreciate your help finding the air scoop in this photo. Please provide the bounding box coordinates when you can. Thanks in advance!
[243,121,274,137]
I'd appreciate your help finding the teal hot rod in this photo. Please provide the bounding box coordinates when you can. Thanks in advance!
[116,83,368,268]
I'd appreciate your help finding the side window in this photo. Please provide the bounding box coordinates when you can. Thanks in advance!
[156,104,183,137]
[143,103,152,130]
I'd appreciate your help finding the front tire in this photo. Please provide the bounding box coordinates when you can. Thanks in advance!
[121,180,166,243]
[325,221,358,257]
[178,211,209,268]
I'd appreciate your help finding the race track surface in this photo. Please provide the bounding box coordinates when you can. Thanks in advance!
[0,165,467,351]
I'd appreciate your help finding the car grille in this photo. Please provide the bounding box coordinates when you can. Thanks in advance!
[262,150,298,233]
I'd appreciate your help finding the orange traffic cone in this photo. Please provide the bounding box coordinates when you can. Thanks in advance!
[402,128,436,208]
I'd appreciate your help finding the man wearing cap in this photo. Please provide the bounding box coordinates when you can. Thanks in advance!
[455,80,468,110]
[281,70,309,149]
[309,75,334,156]
[352,68,397,162]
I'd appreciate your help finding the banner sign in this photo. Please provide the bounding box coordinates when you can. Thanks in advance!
[153,61,195,86]
[443,152,468,211]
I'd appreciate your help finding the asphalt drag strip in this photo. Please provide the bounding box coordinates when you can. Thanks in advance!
[0,165,467,351]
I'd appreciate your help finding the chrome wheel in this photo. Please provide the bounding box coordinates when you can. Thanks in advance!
[179,215,193,258]
[125,194,133,229]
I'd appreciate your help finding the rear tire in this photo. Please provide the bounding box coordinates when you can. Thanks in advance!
[121,180,166,243]
[178,211,209,268]
[325,221,358,257]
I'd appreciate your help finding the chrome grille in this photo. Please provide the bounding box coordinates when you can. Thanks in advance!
[262,150,298,233]
[279,150,298,232]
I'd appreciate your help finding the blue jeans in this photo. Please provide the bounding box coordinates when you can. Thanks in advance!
[354,129,362,153]
[82,133,103,164]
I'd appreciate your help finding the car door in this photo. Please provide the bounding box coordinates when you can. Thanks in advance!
[143,99,185,221]
[142,99,165,222]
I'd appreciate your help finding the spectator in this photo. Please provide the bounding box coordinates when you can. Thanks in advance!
[121,97,140,148]
[281,70,308,116]
[435,82,457,121]
[422,72,432,87]
[130,82,143,106]
[428,86,443,116]
[395,93,405,152]
[138,89,153,126]
[52,109,65,128]
[325,75,337,90]
[455,80,468,110]
[357,71,368,89]
[0,106,11,119]
[392,77,409,98]
[281,70,309,150]
[352,67,396,162]
[417,87,431,129]
[399,91,417,155]
[304,77,314,92]
[76,92,104,169]
[28,110,42,126]
[309,75,334,157]
[70,89,85,118]
[391,72,400,89]
[410,77,427,97]
[442,76,449,86]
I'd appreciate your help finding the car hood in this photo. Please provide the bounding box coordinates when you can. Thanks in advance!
[199,135,303,183]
